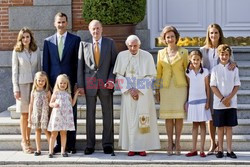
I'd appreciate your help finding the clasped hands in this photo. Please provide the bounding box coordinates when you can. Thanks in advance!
[221,96,231,107]
[129,88,139,101]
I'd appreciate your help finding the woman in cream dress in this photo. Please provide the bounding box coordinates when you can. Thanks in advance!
[12,27,41,153]
[155,26,188,155]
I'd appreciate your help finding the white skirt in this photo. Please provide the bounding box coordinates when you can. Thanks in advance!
[187,103,212,122]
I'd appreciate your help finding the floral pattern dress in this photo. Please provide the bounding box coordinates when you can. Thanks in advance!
[29,90,49,130]
[47,91,75,131]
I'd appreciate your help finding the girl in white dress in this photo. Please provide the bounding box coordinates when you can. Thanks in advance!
[185,50,212,157]
[28,71,51,156]
[47,74,79,158]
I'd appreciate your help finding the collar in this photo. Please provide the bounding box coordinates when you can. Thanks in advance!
[219,62,230,67]
[57,31,67,39]
[129,49,140,58]
[93,37,102,45]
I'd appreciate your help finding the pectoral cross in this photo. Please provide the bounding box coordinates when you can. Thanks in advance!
[130,67,135,77]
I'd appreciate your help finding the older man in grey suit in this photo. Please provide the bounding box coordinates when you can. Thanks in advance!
[77,20,117,155]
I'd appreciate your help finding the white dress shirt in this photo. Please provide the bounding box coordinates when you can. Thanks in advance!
[210,63,241,109]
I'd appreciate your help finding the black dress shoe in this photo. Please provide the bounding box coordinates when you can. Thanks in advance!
[84,147,95,155]
[227,151,237,159]
[103,146,113,154]
[53,145,61,153]
[216,151,224,158]
[34,151,41,156]
[67,147,77,154]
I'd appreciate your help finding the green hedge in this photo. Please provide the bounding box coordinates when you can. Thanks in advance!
[83,0,146,25]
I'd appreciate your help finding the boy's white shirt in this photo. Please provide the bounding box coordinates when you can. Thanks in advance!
[210,63,241,109]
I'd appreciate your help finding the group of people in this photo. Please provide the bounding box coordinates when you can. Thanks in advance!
[12,12,240,159]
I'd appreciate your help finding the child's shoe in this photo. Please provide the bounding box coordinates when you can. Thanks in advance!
[62,152,68,157]
[200,152,206,157]
[226,151,237,159]
[185,151,198,157]
[216,151,224,158]
[34,151,41,156]
[139,151,147,156]
[128,151,135,156]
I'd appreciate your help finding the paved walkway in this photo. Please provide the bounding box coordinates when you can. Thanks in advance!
[0,151,250,166]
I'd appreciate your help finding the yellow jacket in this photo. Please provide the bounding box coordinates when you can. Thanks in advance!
[156,47,188,89]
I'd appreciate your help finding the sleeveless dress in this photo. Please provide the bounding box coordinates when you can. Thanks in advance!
[29,90,50,129]
[186,68,212,122]
[47,91,75,131]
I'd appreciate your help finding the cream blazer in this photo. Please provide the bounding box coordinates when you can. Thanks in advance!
[12,48,41,92]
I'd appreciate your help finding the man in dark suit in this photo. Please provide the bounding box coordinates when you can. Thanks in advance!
[43,12,81,154]
[77,20,117,155]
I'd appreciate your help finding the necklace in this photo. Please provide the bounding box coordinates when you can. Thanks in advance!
[167,47,178,57]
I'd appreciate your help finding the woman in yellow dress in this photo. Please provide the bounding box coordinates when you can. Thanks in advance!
[155,26,189,155]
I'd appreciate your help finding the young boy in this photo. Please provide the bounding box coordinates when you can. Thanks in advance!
[210,44,241,159]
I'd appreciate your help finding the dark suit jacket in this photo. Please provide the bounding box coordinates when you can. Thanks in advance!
[43,32,81,88]
[77,37,117,96]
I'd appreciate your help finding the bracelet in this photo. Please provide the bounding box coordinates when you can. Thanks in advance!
[220,97,224,102]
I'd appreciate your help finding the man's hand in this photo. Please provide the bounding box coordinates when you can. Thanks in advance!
[105,81,114,89]
[129,88,139,100]
[78,88,85,96]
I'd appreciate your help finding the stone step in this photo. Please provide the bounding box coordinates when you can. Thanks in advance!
[0,134,250,151]
[8,103,250,119]
[240,77,250,90]
[238,90,250,104]
[237,61,250,76]
[1,117,249,135]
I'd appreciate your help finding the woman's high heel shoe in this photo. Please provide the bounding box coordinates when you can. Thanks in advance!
[167,143,175,156]
[175,145,181,155]
[26,140,34,153]
[21,142,32,154]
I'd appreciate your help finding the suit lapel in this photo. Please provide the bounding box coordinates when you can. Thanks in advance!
[99,37,106,67]
[61,33,73,61]
[52,34,60,62]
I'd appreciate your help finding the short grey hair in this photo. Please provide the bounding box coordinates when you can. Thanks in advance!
[125,35,141,46]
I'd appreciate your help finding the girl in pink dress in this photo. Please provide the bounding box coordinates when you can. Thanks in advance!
[47,74,79,158]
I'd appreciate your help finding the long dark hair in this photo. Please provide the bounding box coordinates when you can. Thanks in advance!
[186,50,204,74]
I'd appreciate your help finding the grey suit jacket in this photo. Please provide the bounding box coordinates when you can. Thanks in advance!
[12,48,41,92]
[77,37,117,96]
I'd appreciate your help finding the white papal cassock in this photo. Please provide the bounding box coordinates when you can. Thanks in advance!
[113,49,161,151]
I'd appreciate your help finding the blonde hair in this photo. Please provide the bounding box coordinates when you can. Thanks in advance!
[204,23,225,48]
[14,27,37,52]
[217,44,232,56]
[160,26,180,45]
[32,71,50,92]
[53,74,71,93]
